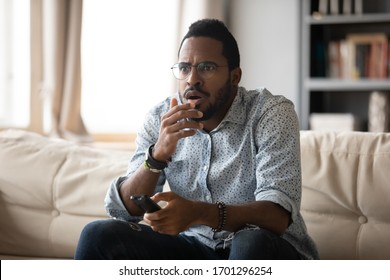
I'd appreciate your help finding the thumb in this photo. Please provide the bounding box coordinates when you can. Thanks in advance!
[170,97,178,109]
[152,191,176,203]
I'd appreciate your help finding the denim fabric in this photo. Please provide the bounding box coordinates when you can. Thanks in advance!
[75,219,300,260]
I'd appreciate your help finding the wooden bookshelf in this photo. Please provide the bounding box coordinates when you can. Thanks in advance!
[305,78,390,91]
[300,0,390,131]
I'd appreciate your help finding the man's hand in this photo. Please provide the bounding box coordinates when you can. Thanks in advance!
[143,191,291,236]
[152,98,203,162]
[143,192,205,235]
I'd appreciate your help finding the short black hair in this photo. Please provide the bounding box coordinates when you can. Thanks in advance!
[178,19,240,70]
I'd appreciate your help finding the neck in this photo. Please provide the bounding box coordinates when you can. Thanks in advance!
[201,89,238,132]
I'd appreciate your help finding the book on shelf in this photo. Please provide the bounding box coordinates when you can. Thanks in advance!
[310,113,362,131]
[328,40,347,78]
[315,0,390,16]
[343,0,352,15]
[347,33,388,79]
[317,0,361,15]
[318,0,329,15]
[330,0,339,15]
[326,33,389,79]
[354,0,363,14]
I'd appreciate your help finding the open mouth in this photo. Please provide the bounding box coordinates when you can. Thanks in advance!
[187,95,201,100]
[185,93,204,106]
[185,91,205,101]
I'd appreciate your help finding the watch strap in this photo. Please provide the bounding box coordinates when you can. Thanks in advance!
[144,144,169,172]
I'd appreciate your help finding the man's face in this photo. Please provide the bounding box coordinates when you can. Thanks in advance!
[177,37,238,124]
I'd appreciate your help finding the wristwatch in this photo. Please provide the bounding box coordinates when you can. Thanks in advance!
[144,144,169,173]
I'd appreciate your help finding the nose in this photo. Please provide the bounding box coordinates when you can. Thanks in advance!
[186,66,202,87]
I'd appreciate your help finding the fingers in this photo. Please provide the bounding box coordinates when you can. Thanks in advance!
[144,214,179,236]
[160,98,204,137]
[170,97,178,108]
[154,97,203,163]
[145,192,190,235]
[174,118,204,132]
[166,97,201,120]
[152,191,174,203]
[162,107,203,131]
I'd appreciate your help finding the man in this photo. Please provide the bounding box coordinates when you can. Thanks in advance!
[75,19,318,260]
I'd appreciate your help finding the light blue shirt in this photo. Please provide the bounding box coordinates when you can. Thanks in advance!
[105,87,319,259]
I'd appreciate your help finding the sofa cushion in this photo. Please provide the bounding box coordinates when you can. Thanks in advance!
[2,129,389,260]
[300,130,390,259]
[0,129,130,259]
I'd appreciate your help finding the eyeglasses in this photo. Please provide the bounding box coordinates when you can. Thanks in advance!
[171,62,228,80]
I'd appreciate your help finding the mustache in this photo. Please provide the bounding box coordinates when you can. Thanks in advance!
[184,84,209,99]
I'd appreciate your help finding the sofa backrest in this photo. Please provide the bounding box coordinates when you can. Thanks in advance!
[300,130,390,260]
[1,129,389,259]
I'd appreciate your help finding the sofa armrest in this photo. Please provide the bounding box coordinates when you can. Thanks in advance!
[0,129,131,259]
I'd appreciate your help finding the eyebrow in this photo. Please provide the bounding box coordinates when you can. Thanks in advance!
[178,61,217,65]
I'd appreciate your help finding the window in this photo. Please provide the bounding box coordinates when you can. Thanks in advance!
[0,0,30,128]
[81,0,180,134]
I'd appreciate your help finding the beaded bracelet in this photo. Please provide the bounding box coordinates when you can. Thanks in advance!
[212,201,227,232]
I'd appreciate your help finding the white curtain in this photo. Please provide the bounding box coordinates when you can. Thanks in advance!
[170,0,226,92]
[176,0,227,44]
[32,0,226,141]
[40,0,90,142]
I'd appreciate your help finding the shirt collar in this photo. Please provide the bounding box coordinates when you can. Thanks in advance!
[221,86,247,126]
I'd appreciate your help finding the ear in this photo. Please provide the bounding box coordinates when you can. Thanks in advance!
[230,67,242,86]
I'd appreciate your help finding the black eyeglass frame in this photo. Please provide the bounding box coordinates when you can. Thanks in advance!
[171,61,228,80]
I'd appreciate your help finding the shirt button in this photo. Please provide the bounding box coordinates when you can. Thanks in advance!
[203,165,208,171]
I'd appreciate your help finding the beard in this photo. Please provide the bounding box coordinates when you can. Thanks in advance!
[192,79,234,122]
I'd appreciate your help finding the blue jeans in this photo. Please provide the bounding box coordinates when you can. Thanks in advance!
[74,219,301,260]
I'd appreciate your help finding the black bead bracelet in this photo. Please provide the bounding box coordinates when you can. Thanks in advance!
[212,201,227,232]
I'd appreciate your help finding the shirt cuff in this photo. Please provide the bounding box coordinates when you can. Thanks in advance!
[104,176,143,222]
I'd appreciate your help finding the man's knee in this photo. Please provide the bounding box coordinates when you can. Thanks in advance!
[80,219,117,242]
[75,219,133,259]
[229,228,291,259]
[232,227,275,248]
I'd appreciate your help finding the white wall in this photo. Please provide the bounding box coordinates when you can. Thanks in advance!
[229,0,301,113]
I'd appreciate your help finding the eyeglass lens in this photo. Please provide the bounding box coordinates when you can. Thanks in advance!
[171,62,219,80]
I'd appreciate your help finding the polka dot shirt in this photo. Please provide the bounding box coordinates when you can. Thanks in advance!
[105,87,319,259]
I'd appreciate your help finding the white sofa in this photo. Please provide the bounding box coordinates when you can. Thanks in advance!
[300,130,390,259]
[0,129,389,259]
